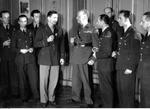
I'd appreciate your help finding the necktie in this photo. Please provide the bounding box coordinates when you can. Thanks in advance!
[6,25,9,31]
[23,30,26,34]
[35,25,38,30]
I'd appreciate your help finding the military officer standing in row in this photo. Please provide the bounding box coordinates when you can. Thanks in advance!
[104,7,124,107]
[116,10,140,107]
[27,10,44,93]
[136,11,150,107]
[70,9,99,107]
[11,15,39,102]
[0,10,18,98]
[104,7,123,55]
[27,10,44,36]
[90,14,114,107]
[27,9,44,62]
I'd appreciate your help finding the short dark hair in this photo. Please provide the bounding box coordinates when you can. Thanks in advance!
[31,9,40,17]
[0,10,10,17]
[47,10,58,17]
[18,15,28,21]
[119,10,132,23]
[99,14,110,25]
[143,11,150,21]
[119,10,131,18]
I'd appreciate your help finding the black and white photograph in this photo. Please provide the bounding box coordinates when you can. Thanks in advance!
[0,0,150,108]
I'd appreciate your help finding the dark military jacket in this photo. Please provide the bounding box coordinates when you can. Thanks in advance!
[27,22,44,56]
[110,18,124,51]
[137,33,150,78]
[70,23,99,64]
[96,27,113,72]
[116,26,140,71]
[27,22,44,39]
[11,28,35,64]
[34,24,65,65]
[0,24,16,61]
[135,33,150,107]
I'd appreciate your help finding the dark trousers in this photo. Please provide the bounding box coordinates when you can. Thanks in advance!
[117,70,136,108]
[16,62,39,101]
[0,60,19,96]
[97,63,113,107]
[137,62,150,108]
[72,64,93,104]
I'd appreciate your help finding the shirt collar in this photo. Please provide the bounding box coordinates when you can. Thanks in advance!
[3,23,9,29]
[102,26,109,32]
[20,27,26,32]
[148,31,150,37]
[33,23,39,28]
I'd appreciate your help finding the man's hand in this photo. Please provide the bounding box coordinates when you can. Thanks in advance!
[28,48,33,53]
[124,69,132,74]
[92,47,99,52]
[70,37,75,44]
[47,35,54,42]
[88,60,94,65]
[93,52,96,58]
[3,39,11,47]
[112,51,117,58]
[60,58,65,65]
[20,49,28,54]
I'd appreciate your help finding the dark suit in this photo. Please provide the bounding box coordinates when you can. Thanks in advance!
[136,33,150,107]
[96,27,114,107]
[27,23,44,63]
[34,24,65,65]
[27,22,44,94]
[27,23,44,36]
[109,18,124,52]
[70,23,98,104]
[116,26,140,107]
[109,17,124,108]
[12,28,39,101]
[0,24,18,97]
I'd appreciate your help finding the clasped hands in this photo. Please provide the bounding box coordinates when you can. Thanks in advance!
[47,35,54,42]
[20,48,33,54]
[3,39,11,47]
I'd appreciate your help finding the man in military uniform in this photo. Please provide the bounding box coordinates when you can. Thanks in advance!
[27,10,44,92]
[104,7,123,53]
[70,9,98,107]
[11,15,39,102]
[90,14,114,107]
[34,10,65,107]
[116,10,140,107]
[137,12,150,107]
[27,10,44,35]
[27,9,44,56]
[0,10,18,98]
[104,7,124,107]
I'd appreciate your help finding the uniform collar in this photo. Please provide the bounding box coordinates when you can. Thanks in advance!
[124,26,132,34]
[46,24,58,34]
[20,27,27,32]
[3,23,10,29]
[142,33,150,42]
[102,26,109,32]
[33,22,39,28]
